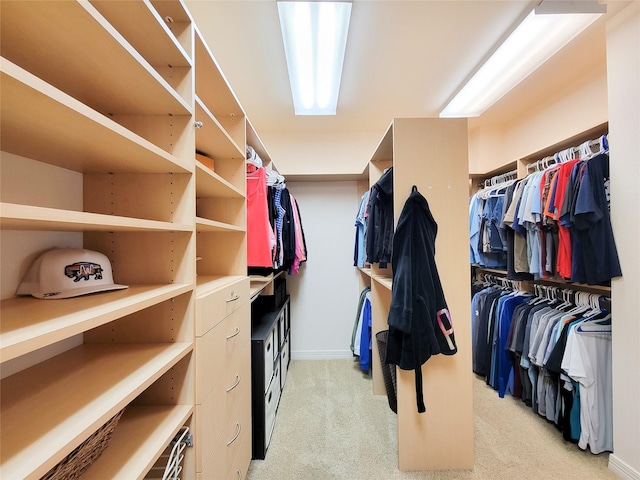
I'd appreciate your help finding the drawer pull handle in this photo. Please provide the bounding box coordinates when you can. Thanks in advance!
[237,469,242,480]
[226,374,241,392]
[226,294,240,303]
[227,422,241,446]
[226,327,240,339]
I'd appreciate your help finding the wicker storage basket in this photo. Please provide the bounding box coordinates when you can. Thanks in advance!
[41,408,125,480]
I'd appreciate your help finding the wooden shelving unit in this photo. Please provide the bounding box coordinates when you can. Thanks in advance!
[363,118,474,471]
[1,60,191,174]
[1,1,191,118]
[191,22,256,480]
[471,122,612,296]
[0,1,261,478]
[195,98,245,160]
[82,405,194,480]
[1,284,192,363]
[0,203,192,233]
[1,343,192,479]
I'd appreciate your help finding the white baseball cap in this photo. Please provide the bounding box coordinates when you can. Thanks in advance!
[16,248,128,299]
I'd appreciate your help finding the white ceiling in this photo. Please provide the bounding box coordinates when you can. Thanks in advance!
[185,0,616,144]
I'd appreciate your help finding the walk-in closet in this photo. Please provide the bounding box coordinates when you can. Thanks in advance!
[1,1,638,479]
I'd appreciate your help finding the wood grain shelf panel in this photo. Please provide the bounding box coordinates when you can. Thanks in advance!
[196,275,247,297]
[0,203,192,233]
[0,342,192,480]
[0,62,191,174]
[372,275,393,290]
[1,283,193,362]
[150,0,192,24]
[370,122,393,163]
[90,0,192,69]
[193,30,243,120]
[82,405,193,480]
[195,97,244,160]
[195,217,244,233]
[359,267,373,278]
[246,119,272,165]
[195,161,244,199]
[0,0,191,116]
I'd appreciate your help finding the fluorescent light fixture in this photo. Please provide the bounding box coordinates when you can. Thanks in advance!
[278,1,352,115]
[440,1,605,118]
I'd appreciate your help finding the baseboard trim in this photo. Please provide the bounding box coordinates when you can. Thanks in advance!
[609,454,640,480]
[291,350,354,360]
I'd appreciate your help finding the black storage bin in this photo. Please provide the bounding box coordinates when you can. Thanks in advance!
[273,275,286,310]
[375,330,397,414]
[252,276,286,315]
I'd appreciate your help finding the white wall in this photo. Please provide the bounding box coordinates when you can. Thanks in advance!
[284,181,362,359]
[606,3,640,479]
[468,63,608,174]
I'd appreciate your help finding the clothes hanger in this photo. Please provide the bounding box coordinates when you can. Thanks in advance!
[577,300,612,331]
[561,290,590,316]
[579,140,594,160]
[246,145,263,169]
[529,284,547,305]
[577,311,612,333]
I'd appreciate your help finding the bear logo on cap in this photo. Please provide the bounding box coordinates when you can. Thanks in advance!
[16,248,128,299]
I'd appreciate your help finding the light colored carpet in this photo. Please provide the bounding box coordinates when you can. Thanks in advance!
[247,359,616,480]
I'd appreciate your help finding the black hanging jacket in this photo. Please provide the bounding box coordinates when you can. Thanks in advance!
[385,186,457,413]
[365,167,394,267]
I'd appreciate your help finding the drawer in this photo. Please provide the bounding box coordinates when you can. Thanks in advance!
[200,391,252,479]
[263,327,275,390]
[264,360,281,451]
[280,334,290,391]
[195,358,251,472]
[195,302,250,404]
[196,277,249,336]
[227,427,252,480]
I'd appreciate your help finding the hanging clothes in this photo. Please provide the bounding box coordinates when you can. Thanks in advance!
[469,177,514,269]
[288,192,307,275]
[474,136,622,286]
[471,278,613,454]
[560,316,612,453]
[351,286,371,354]
[386,186,457,413]
[572,153,622,284]
[354,190,370,268]
[365,167,394,268]
[246,150,308,274]
[247,167,275,268]
[352,288,372,372]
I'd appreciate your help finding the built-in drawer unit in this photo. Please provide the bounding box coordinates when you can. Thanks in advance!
[196,277,249,336]
[195,277,251,477]
[197,388,251,480]
[195,356,250,472]
[195,302,249,404]
[251,295,291,460]
[226,427,252,480]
